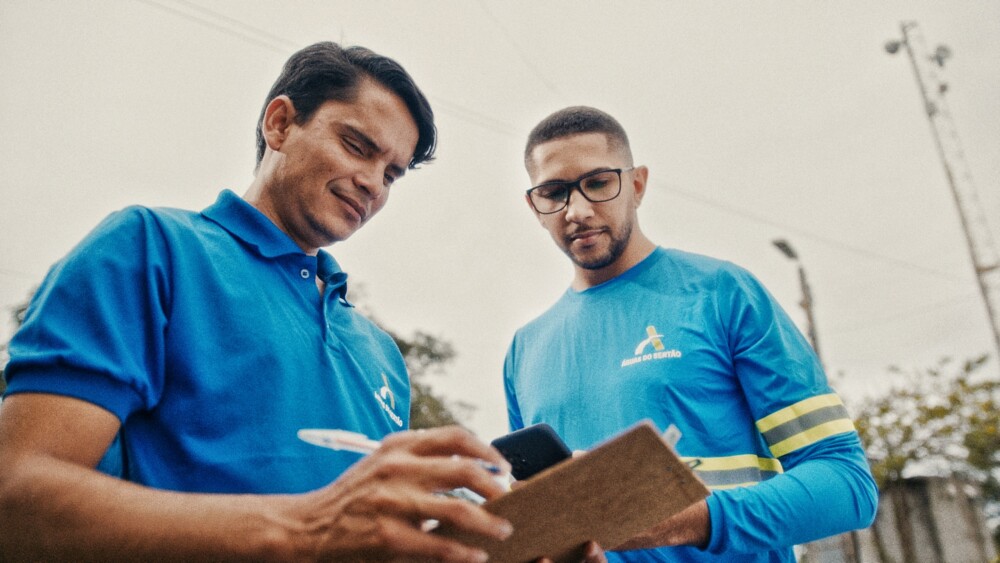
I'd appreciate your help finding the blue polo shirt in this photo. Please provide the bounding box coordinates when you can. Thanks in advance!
[5,190,410,493]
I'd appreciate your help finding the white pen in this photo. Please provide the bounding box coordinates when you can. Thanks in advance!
[297,428,384,455]
[297,428,508,477]
[297,428,510,505]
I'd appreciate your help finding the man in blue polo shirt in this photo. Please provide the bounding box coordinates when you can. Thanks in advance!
[504,106,878,561]
[0,42,513,561]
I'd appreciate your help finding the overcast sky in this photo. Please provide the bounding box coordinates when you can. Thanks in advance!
[2,1,999,440]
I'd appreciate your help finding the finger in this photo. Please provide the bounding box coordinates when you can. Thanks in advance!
[369,452,510,501]
[414,494,513,541]
[440,456,510,501]
[354,483,512,542]
[384,427,510,472]
[362,514,492,563]
[583,541,608,563]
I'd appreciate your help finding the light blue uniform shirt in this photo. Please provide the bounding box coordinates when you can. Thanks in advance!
[504,247,876,561]
[6,190,409,493]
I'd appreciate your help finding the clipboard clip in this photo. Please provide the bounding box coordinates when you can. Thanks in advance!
[663,424,701,470]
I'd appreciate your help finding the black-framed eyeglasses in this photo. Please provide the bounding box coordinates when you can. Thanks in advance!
[526,167,634,214]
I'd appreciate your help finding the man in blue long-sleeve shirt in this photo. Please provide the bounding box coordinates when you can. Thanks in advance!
[504,105,878,561]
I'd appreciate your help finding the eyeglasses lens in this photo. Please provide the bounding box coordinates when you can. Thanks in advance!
[530,170,622,214]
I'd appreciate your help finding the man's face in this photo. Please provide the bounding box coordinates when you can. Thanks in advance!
[527,133,640,271]
[264,78,419,251]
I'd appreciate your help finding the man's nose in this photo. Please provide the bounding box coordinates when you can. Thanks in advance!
[355,166,385,200]
[563,187,594,222]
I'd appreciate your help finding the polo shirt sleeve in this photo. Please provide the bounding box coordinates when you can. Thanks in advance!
[701,266,878,554]
[5,207,171,422]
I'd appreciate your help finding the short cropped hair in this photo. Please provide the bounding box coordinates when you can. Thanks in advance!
[255,41,436,169]
[524,106,632,171]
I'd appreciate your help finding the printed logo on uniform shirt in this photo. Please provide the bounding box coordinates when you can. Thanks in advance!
[375,373,404,427]
[621,325,682,367]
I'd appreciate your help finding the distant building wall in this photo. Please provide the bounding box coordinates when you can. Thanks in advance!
[800,476,996,563]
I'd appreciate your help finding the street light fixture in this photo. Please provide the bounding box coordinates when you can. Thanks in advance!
[772,238,822,365]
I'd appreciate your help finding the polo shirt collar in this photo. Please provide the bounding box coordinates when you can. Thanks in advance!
[202,190,304,259]
[202,190,351,302]
[318,251,350,303]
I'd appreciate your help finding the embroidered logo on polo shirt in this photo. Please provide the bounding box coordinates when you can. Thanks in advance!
[375,373,404,427]
[621,325,682,367]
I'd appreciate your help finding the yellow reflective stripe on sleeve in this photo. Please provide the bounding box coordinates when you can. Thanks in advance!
[688,454,783,473]
[684,454,784,489]
[768,418,857,458]
[756,393,844,432]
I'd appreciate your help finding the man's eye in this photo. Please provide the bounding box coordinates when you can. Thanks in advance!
[383,174,396,188]
[343,137,364,156]
[536,185,568,200]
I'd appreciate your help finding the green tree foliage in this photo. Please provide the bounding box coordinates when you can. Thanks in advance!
[854,355,998,488]
[386,328,474,430]
[853,355,1000,550]
[0,298,29,395]
[347,285,473,430]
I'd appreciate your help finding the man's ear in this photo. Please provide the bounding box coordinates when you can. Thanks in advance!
[631,165,650,207]
[261,95,297,152]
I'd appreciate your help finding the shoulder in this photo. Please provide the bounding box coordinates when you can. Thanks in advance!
[642,248,762,296]
[512,288,575,339]
[87,204,201,242]
[48,204,209,285]
[657,247,750,277]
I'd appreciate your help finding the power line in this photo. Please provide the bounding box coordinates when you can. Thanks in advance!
[133,0,521,142]
[430,97,520,138]
[824,290,979,337]
[661,182,965,283]
[126,1,976,310]
[475,0,563,97]
[134,0,295,54]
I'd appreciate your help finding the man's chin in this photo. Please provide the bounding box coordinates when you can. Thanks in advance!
[569,250,615,271]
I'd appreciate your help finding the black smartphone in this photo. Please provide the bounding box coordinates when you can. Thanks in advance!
[490,423,572,480]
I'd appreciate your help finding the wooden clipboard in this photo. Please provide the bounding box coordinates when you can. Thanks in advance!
[438,421,710,563]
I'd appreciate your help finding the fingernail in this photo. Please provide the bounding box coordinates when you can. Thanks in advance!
[497,521,514,539]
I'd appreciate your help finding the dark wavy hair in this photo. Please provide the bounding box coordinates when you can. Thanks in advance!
[255,41,436,170]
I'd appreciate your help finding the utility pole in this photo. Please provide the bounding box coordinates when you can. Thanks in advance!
[772,239,822,365]
[886,21,1000,362]
[773,239,862,563]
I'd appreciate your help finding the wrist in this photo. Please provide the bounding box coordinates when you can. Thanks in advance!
[233,494,313,562]
[669,500,710,548]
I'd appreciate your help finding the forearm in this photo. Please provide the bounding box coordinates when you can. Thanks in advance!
[612,500,710,551]
[611,436,876,555]
[0,453,302,562]
[705,448,877,553]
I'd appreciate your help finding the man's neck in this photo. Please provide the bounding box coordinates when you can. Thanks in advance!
[571,235,656,291]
